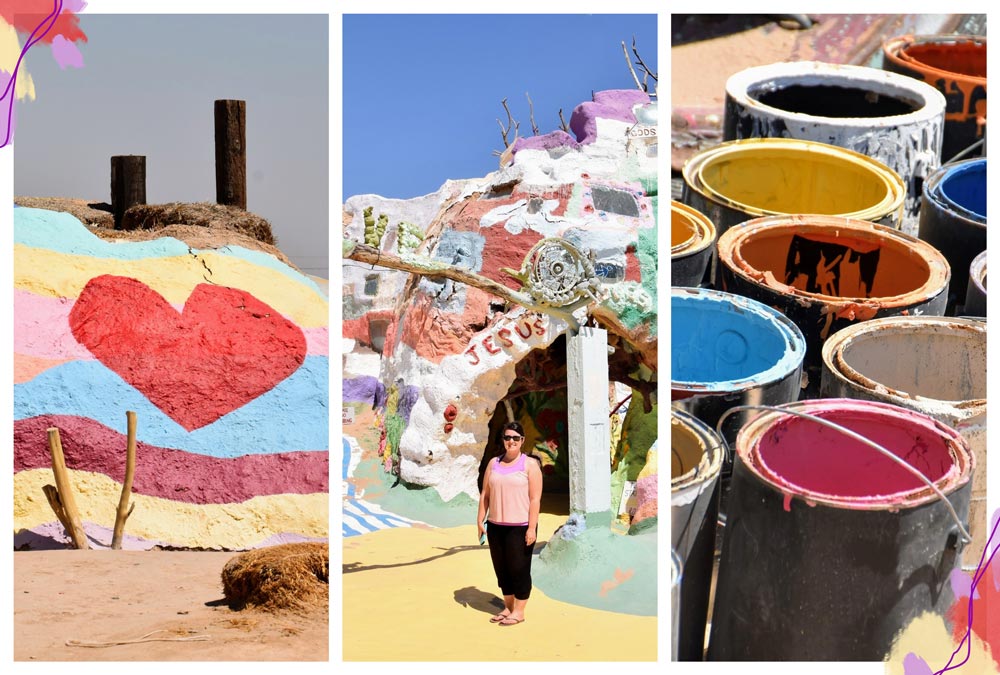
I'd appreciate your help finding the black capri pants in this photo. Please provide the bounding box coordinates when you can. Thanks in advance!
[486,522,536,600]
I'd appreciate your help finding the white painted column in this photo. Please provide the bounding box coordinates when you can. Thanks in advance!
[566,326,611,515]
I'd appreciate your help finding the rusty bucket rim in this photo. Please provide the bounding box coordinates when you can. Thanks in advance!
[821,315,987,412]
[736,398,974,511]
[671,407,724,492]
[883,33,987,87]
[671,200,716,258]
[717,213,951,310]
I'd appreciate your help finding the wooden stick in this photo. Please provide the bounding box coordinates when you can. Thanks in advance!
[46,428,90,549]
[42,484,71,533]
[111,411,138,550]
[110,155,146,229]
[215,99,247,209]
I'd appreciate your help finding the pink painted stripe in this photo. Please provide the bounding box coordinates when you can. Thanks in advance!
[14,290,328,360]
[15,415,328,504]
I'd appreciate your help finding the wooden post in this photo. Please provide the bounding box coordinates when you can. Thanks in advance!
[46,428,90,549]
[214,99,247,210]
[111,411,138,550]
[110,155,146,229]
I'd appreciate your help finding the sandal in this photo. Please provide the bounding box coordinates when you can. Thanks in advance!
[498,616,524,626]
[489,611,511,623]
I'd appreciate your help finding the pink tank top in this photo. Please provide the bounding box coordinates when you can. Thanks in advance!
[488,453,531,526]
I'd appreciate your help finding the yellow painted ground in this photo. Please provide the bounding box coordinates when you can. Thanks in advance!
[343,510,657,661]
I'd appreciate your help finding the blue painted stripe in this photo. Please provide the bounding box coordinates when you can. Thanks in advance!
[342,437,356,496]
[349,499,412,527]
[14,357,329,456]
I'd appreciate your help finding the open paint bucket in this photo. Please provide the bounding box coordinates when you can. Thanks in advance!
[918,158,986,311]
[964,249,987,317]
[724,61,945,233]
[671,408,724,661]
[821,316,986,568]
[708,398,973,661]
[716,214,950,371]
[883,34,986,161]
[671,200,716,287]
[671,287,804,445]
[682,138,905,238]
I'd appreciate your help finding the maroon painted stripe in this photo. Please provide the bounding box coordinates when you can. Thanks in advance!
[14,415,328,504]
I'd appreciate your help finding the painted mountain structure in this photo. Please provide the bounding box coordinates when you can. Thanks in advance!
[14,206,330,550]
[343,89,658,529]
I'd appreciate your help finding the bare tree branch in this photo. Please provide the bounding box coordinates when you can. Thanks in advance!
[558,108,570,133]
[526,92,539,135]
[631,36,658,87]
[496,97,520,149]
[622,40,643,90]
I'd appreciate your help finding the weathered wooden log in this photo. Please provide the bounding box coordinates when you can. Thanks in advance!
[215,99,247,209]
[110,155,146,229]
[46,428,90,549]
[111,411,138,550]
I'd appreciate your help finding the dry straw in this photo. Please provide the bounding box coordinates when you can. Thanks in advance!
[221,542,329,612]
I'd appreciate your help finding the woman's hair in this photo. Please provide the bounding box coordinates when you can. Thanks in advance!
[495,421,539,463]
[502,421,525,436]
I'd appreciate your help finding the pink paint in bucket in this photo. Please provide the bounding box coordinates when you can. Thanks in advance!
[708,398,974,660]
[751,401,962,506]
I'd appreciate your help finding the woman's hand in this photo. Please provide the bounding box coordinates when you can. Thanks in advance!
[478,521,486,539]
[525,528,536,546]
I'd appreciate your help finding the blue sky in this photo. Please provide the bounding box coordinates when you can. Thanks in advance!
[13,14,329,278]
[343,14,657,200]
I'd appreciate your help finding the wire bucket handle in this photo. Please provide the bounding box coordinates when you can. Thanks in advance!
[715,404,972,545]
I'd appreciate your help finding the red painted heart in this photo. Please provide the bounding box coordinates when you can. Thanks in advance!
[69,275,306,431]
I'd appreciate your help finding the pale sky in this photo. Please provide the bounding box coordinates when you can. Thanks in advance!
[12,13,329,278]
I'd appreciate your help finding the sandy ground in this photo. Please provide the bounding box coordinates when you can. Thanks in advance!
[13,550,328,661]
[342,510,657,661]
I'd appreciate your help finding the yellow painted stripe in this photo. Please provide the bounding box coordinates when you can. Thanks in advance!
[343,512,657,660]
[15,469,328,549]
[14,245,328,328]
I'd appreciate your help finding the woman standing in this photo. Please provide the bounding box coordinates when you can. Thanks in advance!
[477,421,543,626]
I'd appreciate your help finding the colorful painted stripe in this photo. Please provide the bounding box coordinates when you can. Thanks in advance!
[14,290,329,363]
[342,436,428,537]
[15,415,327,503]
[15,469,328,550]
[16,244,327,329]
[14,206,326,296]
[343,498,425,537]
[14,357,328,456]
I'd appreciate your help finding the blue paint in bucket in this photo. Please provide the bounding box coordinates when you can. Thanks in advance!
[939,158,986,221]
[672,287,804,389]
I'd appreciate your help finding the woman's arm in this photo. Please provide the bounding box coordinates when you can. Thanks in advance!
[477,462,492,539]
[525,458,542,545]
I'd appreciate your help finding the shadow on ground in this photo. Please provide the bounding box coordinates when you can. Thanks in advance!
[453,587,506,615]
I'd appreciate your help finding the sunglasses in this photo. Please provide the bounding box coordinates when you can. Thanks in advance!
[503,435,523,442]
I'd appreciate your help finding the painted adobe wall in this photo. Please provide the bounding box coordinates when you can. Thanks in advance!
[344,90,658,506]
[14,207,329,550]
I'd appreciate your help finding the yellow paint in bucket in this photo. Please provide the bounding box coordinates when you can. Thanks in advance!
[671,201,715,256]
[685,138,905,226]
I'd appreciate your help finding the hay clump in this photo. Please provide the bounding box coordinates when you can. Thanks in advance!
[221,542,328,612]
[121,201,276,245]
[15,196,115,228]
